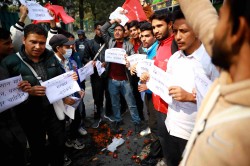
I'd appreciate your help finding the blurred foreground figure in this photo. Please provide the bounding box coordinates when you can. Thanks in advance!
[178,0,250,165]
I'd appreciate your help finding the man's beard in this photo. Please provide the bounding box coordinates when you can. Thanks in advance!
[212,36,232,71]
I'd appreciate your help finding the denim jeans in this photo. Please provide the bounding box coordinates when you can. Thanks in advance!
[108,79,141,124]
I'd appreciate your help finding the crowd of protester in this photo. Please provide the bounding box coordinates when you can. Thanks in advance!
[0,0,250,166]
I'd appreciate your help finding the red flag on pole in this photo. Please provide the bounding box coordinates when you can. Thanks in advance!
[122,0,147,22]
[33,3,74,24]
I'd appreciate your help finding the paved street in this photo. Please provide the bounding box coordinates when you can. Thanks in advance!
[66,78,152,166]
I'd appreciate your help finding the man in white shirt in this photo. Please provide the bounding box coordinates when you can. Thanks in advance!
[164,10,219,166]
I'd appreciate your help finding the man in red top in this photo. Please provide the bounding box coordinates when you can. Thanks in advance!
[141,12,177,164]
[101,19,141,134]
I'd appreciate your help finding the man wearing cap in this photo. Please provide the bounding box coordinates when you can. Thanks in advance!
[1,24,66,166]
[49,34,86,150]
[75,29,88,61]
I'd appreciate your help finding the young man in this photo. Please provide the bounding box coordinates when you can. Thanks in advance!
[1,24,65,166]
[178,0,250,165]
[128,20,144,121]
[135,22,159,138]
[63,32,87,136]
[164,10,219,166]
[141,12,176,164]
[49,34,85,150]
[100,19,141,133]
[75,29,88,61]
[0,28,31,166]
[83,22,113,128]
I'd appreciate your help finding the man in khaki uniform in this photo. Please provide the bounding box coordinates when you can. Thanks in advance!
[177,0,250,165]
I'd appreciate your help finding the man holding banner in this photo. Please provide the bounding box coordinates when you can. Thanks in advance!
[1,24,66,166]
[0,28,31,166]
[49,34,86,150]
[101,18,142,133]
[164,10,218,166]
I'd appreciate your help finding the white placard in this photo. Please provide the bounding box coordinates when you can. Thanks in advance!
[96,60,105,76]
[19,0,27,5]
[19,0,53,20]
[109,7,129,26]
[136,59,154,77]
[0,75,28,113]
[41,71,80,103]
[105,48,126,64]
[127,54,147,67]
[64,104,75,119]
[195,73,212,109]
[146,65,172,104]
[71,96,81,109]
[78,61,94,82]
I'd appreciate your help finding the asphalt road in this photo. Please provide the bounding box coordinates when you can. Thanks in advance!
[65,78,152,166]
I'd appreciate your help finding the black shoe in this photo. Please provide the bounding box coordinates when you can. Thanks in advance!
[94,111,100,120]
[141,157,158,166]
[111,121,123,133]
[92,118,102,128]
[134,123,141,134]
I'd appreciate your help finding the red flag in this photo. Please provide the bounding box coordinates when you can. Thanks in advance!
[33,3,74,24]
[122,0,147,22]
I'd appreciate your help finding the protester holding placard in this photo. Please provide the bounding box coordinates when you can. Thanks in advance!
[101,18,142,134]
[127,20,145,121]
[49,34,86,150]
[140,12,177,165]
[83,22,114,128]
[1,24,66,166]
[164,10,218,166]
[64,32,87,136]
[0,27,32,166]
[137,22,159,138]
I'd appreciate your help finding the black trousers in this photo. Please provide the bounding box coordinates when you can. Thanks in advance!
[144,93,158,139]
[0,111,27,166]
[16,104,65,166]
[68,103,82,139]
[166,135,187,166]
[156,111,169,162]
[90,73,113,116]
[131,75,144,120]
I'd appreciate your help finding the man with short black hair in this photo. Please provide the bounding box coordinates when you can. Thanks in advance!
[0,27,31,166]
[101,19,141,133]
[1,24,66,166]
[83,22,114,128]
[165,9,219,166]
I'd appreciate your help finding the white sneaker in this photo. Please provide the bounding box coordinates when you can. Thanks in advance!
[78,127,87,135]
[64,155,72,166]
[73,139,85,150]
[140,127,151,136]
[103,114,114,122]
[156,159,167,166]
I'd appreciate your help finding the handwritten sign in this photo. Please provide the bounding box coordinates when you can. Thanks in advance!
[64,104,75,119]
[136,59,154,77]
[95,60,105,76]
[147,65,172,104]
[127,54,147,67]
[105,48,126,64]
[0,75,28,113]
[195,73,212,109]
[78,61,94,82]
[19,0,53,20]
[41,71,80,103]
[109,7,129,26]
